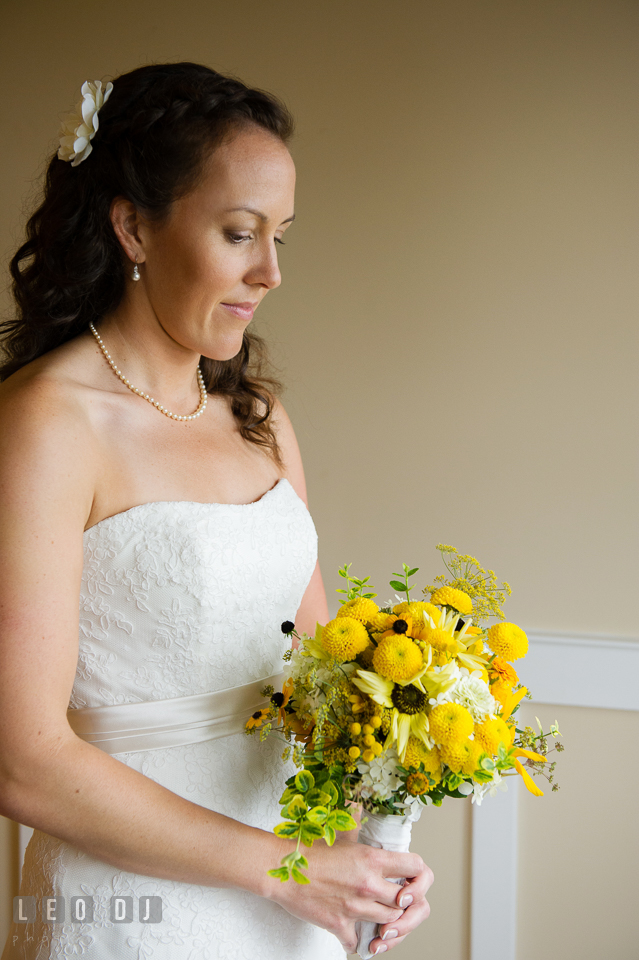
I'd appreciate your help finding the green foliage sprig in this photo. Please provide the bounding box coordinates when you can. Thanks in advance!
[389,563,419,602]
[336,563,377,601]
[269,767,358,883]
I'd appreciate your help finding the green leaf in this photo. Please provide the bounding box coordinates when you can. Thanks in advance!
[389,580,406,592]
[407,567,419,577]
[282,850,307,868]
[324,824,337,846]
[473,769,493,783]
[267,866,290,882]
[323,781,339,805]
[328,809,358,832]
[274,822,300,839]
[295,771,315,793]
[300,822,325,846]
[306,788,331,807]
[306,805,329,825]
[363,592,378,599]
[282,795,307,819]
[278,787,296,805]
[480,757,495,771]
[291,867,310,884]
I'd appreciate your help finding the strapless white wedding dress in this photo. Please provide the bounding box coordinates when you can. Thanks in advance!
[5,479,346,960]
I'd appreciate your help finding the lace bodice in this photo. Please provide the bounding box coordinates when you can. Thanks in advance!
[6,479,347,960]
[71,478,317,709]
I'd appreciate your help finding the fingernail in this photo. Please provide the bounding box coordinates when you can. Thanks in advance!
[374,946,388,955]
[399,894,413,908]
[382,929,398,941]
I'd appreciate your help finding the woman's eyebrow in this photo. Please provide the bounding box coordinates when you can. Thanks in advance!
[225,206,295,224]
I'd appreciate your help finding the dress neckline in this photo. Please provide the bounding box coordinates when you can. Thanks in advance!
[83,477,291,537]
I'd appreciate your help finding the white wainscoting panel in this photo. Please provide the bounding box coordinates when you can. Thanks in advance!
[471,778,519,960]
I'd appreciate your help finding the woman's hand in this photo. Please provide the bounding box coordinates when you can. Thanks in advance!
[266,836,434,954]
[368,860,433,954]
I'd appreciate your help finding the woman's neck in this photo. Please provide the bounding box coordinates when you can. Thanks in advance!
[95,303,202,407]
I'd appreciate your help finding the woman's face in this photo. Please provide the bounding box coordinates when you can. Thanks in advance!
[135,125,296,361]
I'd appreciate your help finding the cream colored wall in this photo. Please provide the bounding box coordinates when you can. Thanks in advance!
[1,2,637,957]
[517,702,639,960]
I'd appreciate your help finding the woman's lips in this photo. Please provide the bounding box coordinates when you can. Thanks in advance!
[221,301,257,321]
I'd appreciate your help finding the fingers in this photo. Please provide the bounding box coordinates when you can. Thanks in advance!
[394,860,434,906]
[371,896,431,953]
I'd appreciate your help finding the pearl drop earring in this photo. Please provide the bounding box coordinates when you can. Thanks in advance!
[132,258,141,281]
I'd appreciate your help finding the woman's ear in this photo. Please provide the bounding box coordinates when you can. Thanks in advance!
[109,196,145,265]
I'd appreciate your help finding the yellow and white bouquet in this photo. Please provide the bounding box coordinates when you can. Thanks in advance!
[247,545,562,956]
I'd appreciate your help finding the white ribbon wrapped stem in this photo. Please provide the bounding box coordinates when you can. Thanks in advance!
[355,808,422,959]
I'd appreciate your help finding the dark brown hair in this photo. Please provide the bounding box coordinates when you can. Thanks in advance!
[2,62,295,462]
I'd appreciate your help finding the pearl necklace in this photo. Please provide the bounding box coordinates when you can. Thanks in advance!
[89,323,208,422]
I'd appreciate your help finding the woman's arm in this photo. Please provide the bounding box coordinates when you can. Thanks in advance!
[270,399,329,635]
[0,382,432,953]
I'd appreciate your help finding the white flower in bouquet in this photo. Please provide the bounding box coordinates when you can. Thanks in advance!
[471,771,509,806]
[450,674,496,722]
[357,746,402,801]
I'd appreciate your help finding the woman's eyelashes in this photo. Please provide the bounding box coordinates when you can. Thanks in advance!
[225,232,286,246]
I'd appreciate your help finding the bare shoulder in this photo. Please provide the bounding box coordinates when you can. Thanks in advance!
[0,351,100,530]
[270,398,308,505]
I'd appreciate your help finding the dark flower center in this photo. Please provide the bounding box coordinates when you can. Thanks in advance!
[393,619,408,634]
[391,684,427,715]
[281,620,295,634]
[270,692,285,707]
[252,711,263,720]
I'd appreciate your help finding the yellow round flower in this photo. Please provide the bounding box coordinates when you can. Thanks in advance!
[337,597,379,624]
[406,772,431,795]
[440,739,483,776]
[430,587,473,615]
[487,623,528,661]
[372,634,423,682]
[349,746,361,759]
[403,737,442,780]
[439,739,471,773]
[429,703,474,746]
[322,616,370,661]
[474,717,512,754]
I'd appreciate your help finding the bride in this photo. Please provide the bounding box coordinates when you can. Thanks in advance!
[0,62,433,959]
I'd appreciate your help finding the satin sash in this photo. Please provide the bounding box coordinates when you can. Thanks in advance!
[66,672,284,755]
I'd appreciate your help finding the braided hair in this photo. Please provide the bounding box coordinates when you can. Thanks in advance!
[2,62,295,462]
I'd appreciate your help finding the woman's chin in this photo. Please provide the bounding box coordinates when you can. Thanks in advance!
[200,339,245,362]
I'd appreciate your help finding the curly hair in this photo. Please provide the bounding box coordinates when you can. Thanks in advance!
[2,62,295,463]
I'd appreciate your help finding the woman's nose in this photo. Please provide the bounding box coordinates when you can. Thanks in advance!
[248,243,282,290]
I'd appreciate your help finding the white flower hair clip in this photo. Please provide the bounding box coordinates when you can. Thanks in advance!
[58,80,113,167]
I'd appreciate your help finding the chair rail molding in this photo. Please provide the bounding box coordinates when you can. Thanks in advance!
[470,629,639,960]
